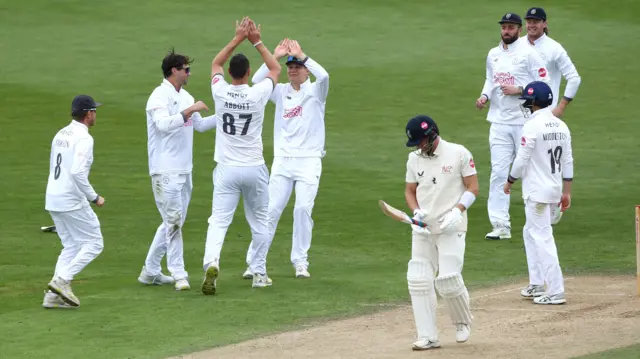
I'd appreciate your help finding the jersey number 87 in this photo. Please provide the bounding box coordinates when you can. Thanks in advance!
[222,113,252,135]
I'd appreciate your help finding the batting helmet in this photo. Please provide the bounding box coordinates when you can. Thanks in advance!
[405,115,439,147]
[519,81,553,111]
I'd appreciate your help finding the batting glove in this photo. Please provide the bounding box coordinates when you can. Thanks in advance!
[412,209,431,235]
[438,207,463,233]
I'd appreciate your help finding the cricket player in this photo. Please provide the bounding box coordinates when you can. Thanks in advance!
[201,17,281,294]
[43,95,105,309]
[504,81,573,305]
[403,115,479,350]
[242,39,329,279]
[524,7,581,120]
[476,12,550,240]
[141,49,218,291]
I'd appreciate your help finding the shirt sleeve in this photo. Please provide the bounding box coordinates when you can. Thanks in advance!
[251,63,280,104]
[554,46,581,100]
[528,50,550,84]
[460,147,478,177]
[70,137,98,202]
[405,154,417,183]
[192,112,218,132]
[481,54,494,100]
[254,77,275,107]
[561,132,574,179]
[305,57,330,103]
[146,95,184,132]
[211,73,228,96]
[509,123,536,179]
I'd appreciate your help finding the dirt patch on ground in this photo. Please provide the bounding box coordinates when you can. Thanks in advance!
[169,275,640,359]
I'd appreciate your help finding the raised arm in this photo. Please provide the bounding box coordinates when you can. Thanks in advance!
[289,40,329,102]
[251,39,290,84]
[247,19,281,87]
[211,17,249,78]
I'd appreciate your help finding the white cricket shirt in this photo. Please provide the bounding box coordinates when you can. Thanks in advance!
[251,58,329,158]
[405,139,478,234]
[480,36,550,125]
[45,120,99,212]
[146,79,217,176]
[527,34,581,107]
[210,74,273,166]
[509,107,574,203]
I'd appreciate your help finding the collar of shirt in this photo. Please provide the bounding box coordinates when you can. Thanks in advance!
[499,36,525,52]
[230,84,249,90]
[161,78,182,94]
[288,78,312,94]
[69,120,89,132]
[429,138,448,158]
[531,107,551,119]
[528,33,547,46]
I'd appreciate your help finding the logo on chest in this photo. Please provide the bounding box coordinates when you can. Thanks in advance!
[283,105,303,119]
[441,165,453,174]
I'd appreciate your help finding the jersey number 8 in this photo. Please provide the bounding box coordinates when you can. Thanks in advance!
[222,113,252,136]
[54,153,62,180]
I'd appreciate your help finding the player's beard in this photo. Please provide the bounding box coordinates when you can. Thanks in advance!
[502,34,519,45]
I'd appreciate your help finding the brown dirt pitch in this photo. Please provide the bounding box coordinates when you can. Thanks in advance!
[169,275,640,359]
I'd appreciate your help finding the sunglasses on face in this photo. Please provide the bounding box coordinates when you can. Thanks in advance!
[178,66,191,74]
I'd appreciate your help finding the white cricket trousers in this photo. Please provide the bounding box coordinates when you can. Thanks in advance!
[246,157,322,268]
[49,205,104,282]
[523,199,565,295]
[488,123,524,229]
[204,163,270,274]
[412,231,466,277]
[144,173,192,281]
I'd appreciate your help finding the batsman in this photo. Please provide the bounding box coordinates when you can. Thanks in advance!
[403,115,479,350]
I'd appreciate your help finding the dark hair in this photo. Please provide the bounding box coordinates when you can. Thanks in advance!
[72,110,91,122]
[229,53,250,79]
[161,47,193,78]
[544,27,548,34]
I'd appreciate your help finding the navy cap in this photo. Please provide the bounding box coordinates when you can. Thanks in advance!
[519,81,553,107]
[285,56,306,66]
[71,95,102,116]
[525,7,547,21]
[498,12,522,25]
[405,115,439,147]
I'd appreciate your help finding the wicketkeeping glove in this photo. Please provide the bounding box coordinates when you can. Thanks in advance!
[438,207,463,233]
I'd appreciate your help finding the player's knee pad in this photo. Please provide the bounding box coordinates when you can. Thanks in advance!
[407,259,434,295]
[435,272,473,325]
[435,272,466,298]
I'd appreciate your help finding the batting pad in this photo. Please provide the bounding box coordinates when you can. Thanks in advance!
[407,259,438,340]
[435,273,473,325]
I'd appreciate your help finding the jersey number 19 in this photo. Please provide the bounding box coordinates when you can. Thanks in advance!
[548,146,562,174]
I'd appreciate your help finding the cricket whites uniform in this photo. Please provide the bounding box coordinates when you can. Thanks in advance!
[45,119,104,306]
[480,36,550,237]
[245,57,329,275]
[509,107,573,299]
[405,139,476,346]
[144,79,217,286]
[203,73,274,278]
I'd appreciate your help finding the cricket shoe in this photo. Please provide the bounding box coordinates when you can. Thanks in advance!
[47,277,80,307]
[455,324,470,343]
[42,290,76,309]
[201,265,219,295]
[412,339,441,351]
[138,266,175,285]
[521,284,545,298]
[252,273,273,288]
[534,293,566,305]
[294,264,311,278]
[175,278,190,291]
[485,226,511,240]
[242,267,253,279]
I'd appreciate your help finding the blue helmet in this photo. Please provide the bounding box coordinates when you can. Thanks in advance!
[519,81,553,110]
[405,115,439,147]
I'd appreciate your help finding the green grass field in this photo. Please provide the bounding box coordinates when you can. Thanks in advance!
[1,0,639,358]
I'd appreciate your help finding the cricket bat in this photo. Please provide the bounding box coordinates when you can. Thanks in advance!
[378,200,428,228]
